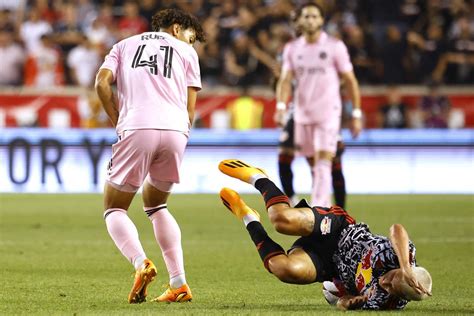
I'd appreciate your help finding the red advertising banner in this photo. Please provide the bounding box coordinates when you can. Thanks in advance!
[0,87,473,128]
[195,94,474,128]
[0,94,80,127]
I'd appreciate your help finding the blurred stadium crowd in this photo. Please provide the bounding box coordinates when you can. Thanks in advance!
[0,0,473,89]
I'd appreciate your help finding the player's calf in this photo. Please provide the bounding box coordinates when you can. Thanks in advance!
[278,152,296,198]
[254,178,290,210]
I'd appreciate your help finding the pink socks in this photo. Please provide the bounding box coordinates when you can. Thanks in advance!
[311,159,332,207]
[104,208,146,269]
[104,205,186,288]
[145,205,186,288]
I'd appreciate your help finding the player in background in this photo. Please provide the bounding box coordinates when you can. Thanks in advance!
[218,159,432,310]
[95,8,204,304]
[278,102,347,208]
[275,2,362,207]
[277,6,347,208]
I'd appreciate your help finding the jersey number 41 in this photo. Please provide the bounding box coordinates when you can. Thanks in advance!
[131,44,173,78]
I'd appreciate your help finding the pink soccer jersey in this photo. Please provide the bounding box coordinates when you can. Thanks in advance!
[100,32,202,134]
[282,31,353,126]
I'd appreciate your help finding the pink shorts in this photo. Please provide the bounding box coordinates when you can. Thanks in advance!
[294,122,339,157]
[106,129,188,191]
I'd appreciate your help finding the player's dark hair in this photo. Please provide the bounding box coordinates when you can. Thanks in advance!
[294,1,325,20]
[151,8,205,42]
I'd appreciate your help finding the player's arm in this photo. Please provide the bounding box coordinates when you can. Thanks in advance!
[95,68,119,127]
[187,87,198,127]
[340,70,362,138]
[389,224,412,270]
[275,68,293,126]
[389,224,429,295]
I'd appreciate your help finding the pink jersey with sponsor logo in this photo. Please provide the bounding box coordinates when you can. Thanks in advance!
[282,32,353,125]
[100,32,201,134]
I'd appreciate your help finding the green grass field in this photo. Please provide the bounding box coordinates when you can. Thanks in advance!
[1,193,473,315]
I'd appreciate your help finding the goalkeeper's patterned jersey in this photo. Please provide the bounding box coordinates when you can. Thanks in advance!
[333,223,417,310]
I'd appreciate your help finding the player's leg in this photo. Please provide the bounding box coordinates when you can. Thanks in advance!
[312,151,334,207]
[332,139,346,208]
[305,156,315,187]
[276,205,356,285]
[103,183,142,267]
[293,123,331,206]
[268,248,317,284]
[310,125,339,207]
[103,130,157,303]
[219,160,315,235]
[104,182,157,304]
[142,130,192,303]
[220,187,283,272]
[278,116,298,205]
[251,174,315,236]
[143,178,192,303]
[306,156,315,168]
[220,188,317,283]
[279,146,298,204]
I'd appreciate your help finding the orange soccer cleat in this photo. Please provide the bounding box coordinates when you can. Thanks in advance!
[218,159,267,184]
[152,284,193,303]
[220,187,261,221]
[128,259,157,304]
